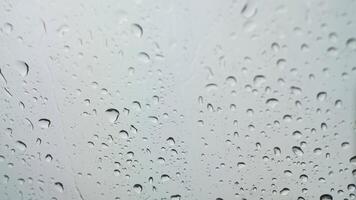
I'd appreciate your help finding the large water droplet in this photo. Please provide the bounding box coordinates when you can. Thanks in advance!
[241,1,257,18]
[131,23,143,38]
[14,61,29,77]
[280,188,290,195]
[320,194,333,200]
[38,118,51,129]
[54,182,64,192]
[15,141,27,151]
[350,156,356,165]
[119,130,129,139]
[137,52,150,63]
[105,109,120,123]
[3,22,13,34]
[266,98,279,108]
[133,184,142,193]
[171,195,181,200]
[346,38,356,50]
[317,92,327,101]
[166,137,175,145]
[253,75,266,87]
[292,146,304,157]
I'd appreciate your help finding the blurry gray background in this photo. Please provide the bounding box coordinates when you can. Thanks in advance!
[0,0,355,199]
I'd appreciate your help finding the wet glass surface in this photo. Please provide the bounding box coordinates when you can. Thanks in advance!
[0,0,355,199]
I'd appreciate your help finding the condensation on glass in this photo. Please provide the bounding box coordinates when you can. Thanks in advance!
[0,0,355,200]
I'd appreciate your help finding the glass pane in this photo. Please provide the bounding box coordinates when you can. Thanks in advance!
[0,0,355,199]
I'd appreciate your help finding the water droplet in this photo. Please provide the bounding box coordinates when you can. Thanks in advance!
[317,92,327,101]
[276,58,286,69]
[292,130,302,139]
[266,98,279,108]
[334,99,342,108]
[114,169,120,176]
[119,130,129,139]
[313,148,322,155]
[326,47,338,56]
[132,101,142,111]
[167,137,175,145]
[347,184,355,192]
[225,76,237,86]
[161,174,170,182]
[133,184,142,193]
[105,109,120,123]
[301,43,309,52]
[15,141,27,151]
[14,61,29,77]
[271,42,280,51]
[170,195,181,200]
[253,75,266,87]
[131,23,143,38]
[350,156,356,165]
[320,194,333,200]
[290,86,302,95]
[205,83,218,92]
[300,174,308,182]
[292,146,304,157]
[54,182,64,192]
[138,52,150,63]
[237,162,246,169]
[158,157,165,164]
[280,188,290,195]
[346,38,356,50]
[241,1,257,18]
[57,25,69,36]
[38,118,51,129]
[45,154,53,162]
[3,22,13,34]
[341,142,349,149]
[273,147,281,156]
